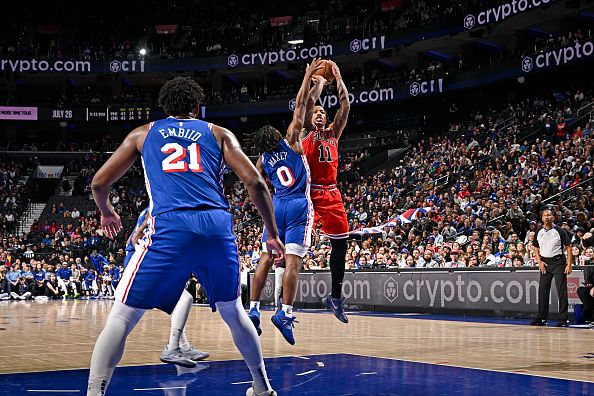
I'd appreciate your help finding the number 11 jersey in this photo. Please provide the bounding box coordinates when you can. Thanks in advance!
[301,127,338,186]
[142,117,228,215]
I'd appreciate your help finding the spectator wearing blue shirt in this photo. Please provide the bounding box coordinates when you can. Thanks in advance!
[56,262,77,298]
[90,250,108,273]
[21,263,35,290]
[6,263,21,292]
[108,262,121,290]
[42,235,52,245]
[32,262,46,296]
[83,268,98,297]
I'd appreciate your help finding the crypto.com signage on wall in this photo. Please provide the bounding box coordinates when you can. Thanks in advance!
[0,58,146,73]
[521,40,594,73]
[463,0,555,30]
[251,269,584,317]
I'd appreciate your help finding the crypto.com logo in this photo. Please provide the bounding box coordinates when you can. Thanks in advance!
[288,98,297,111]
[109,60,122,73]
[227,54,239,68]
[350,39,362,53]
[109,59,145,73]
[521,56,533,72]
[384,277,398,302]
[409,82,421,96]
[263,278,274,299]
[464,14,476,29]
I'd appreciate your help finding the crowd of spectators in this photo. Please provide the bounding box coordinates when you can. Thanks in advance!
[0,152,149,300]
[0,0,467,61]
[0,155,31,235]
[3,0,573,63]
[1,83,594,302]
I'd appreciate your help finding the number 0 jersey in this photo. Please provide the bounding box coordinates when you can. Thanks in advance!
[301,127,338,186]
[262,139,310,199]
[142,117,228,215]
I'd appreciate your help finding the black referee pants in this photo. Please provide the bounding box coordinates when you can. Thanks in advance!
[537,255,568,321]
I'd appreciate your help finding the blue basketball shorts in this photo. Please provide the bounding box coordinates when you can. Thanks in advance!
[115,209,241,314]
[262,195,313,257]
[123,250,134,269]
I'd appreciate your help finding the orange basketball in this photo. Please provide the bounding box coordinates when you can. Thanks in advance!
[313,59,335,83]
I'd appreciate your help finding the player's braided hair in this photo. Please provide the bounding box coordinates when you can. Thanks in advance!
[158,77,205,116]
[254,125,282,154]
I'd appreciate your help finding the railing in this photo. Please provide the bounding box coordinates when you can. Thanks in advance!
[520,101,594,143]
[494,115,516,131]
[542,176,594,205]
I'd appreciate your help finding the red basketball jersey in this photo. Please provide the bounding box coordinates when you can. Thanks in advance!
[302,127,339,186]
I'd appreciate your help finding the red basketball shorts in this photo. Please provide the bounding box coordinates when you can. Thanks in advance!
[310,185,349,239]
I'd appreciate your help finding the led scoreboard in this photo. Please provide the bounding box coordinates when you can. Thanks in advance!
[0,106,153,122]
[108,107,151,121]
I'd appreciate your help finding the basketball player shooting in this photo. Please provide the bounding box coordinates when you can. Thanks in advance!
[302,60,351,323]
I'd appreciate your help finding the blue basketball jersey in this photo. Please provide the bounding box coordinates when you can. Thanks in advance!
[142,117,228,215]
[126,207,149,252]
[262,139,310,199]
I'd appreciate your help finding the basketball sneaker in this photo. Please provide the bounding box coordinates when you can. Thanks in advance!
[181,345,209,361]
[159,346,197,368]
[529,318,546,326]
[248,307,262,336]
[246,385,277,395]
[555,320,570,327]
[271,309,297,345]
[322,294,349,323]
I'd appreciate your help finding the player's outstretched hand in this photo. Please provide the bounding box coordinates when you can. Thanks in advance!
[266,237,285,265]
[101,209,122,239]
[329,60,342,81]
[305,58,324,76]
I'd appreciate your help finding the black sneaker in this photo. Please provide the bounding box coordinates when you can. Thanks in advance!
[555,320,569,327]
[530,318,546,326]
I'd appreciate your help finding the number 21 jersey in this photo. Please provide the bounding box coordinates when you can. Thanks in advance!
[141,117,228,215]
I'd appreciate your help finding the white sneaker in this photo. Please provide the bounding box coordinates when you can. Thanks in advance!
[180,345,209,361]
[246,385,277,396]
[159,346,197,368]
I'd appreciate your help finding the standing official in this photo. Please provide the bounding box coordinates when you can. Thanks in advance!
[531,209,573,327]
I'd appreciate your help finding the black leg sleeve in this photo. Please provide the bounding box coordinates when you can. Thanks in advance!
[329,238,347,299]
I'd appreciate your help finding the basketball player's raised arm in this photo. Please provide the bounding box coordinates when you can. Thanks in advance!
[329,61,350,140]
[213,125,285,260]
[303,75,326,135]
[288,59,324,147]
[91,125,147,238]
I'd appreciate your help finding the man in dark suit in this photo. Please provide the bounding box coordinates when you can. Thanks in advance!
[577,264,594,324]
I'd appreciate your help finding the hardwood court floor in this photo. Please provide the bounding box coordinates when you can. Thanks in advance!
[1,300,593,384]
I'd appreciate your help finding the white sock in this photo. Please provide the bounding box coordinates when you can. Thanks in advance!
[250,301,260,311]
[179,330,192,352]
[167,290,193,351]
[87,300,145,395]
[282,304,293,318]
[217,297,272,393]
